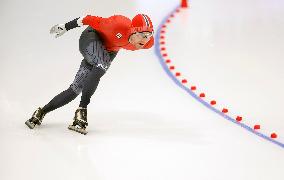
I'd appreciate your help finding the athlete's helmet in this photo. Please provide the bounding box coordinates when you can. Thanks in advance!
[130,14,154,34]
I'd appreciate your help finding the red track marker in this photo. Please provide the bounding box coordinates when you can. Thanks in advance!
[191,86,196,90]
[236,116,242,122]
[254,125,261,130]
[175,72,181,77]
[210,100,216,105]
[271,133,278,139]
[222,108,228,113]
[182,79,187,84]
[181,0,188,8]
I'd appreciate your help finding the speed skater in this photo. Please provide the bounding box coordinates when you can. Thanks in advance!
[25,13,154,135]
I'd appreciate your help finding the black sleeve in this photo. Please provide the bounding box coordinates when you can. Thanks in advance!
[65,17,80,31]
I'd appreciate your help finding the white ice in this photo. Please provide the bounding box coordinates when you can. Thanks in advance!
[0,0,283,180]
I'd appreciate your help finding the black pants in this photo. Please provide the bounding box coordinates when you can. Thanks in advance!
[42,27,118,114]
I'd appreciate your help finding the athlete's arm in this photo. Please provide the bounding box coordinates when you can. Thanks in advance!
[50,15,103,38]
[81,15,103,30]
[64,17,83,30]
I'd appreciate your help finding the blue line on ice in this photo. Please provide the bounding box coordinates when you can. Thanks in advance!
[154,5,284,149]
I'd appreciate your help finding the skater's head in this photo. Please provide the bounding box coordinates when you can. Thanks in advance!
[128,14,154,49]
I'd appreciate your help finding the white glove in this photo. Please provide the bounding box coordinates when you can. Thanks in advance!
[50,24,67,38]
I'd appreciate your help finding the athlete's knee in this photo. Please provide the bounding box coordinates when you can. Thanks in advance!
[69,84,82,95]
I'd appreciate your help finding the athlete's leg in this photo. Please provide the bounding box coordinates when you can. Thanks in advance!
[78,27,120,107]
[42,87,78,114]
[42,59,92,114]
[68,27,119,134]
[79,66,105,108]
[67,65,105,134]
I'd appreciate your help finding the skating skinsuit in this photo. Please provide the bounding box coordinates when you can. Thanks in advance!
[41,14,154,114]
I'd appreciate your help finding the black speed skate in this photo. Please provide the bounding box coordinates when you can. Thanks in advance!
[68,107,88,135]
[25,107,46,129]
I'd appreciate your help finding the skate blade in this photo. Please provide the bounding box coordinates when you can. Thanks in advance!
[68,125,88,135]
[25,120,35,129]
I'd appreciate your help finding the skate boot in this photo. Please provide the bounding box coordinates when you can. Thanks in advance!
[68,107,88,135]
[25,107,46,129]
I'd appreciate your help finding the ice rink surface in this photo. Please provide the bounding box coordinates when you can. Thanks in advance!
[0,0,283,180]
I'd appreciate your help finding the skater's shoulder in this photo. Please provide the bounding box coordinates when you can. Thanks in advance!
[107,15,132,24]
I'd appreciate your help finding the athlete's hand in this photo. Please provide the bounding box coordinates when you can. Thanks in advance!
[50,24,67,38]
